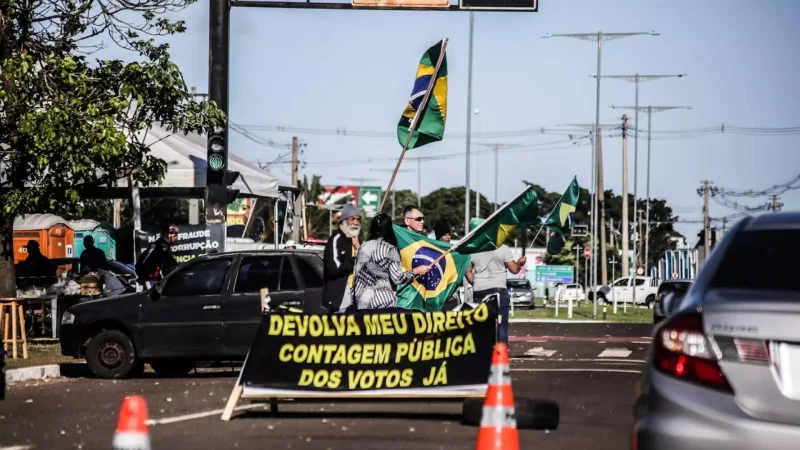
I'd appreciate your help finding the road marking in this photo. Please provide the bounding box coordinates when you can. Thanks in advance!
[145,403,267,426]
[512,357,645,364]
[633,341,651,344]
[0,446,35,450]
[598,348,632,358]
[511,368,641,374]
[523,347,557,357]
[511,336,651,343]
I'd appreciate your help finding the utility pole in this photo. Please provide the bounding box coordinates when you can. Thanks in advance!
[609,217,615,249]
[574,244,583,286]
[611,104,692,269]
[291,136,299,186]
[559,123,616,288]
[543,30,659,320]
[474,108,481,218]
[621,115,630,278]
[417,158,422,208]
[771,195,783,212]
[597,130,607,285]
[702,180,712,258]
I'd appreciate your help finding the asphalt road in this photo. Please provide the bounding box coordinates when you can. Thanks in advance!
[0,322,653,450]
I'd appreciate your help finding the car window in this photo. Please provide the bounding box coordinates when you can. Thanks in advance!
[162,258,232,297]
[613,278,629,287]
[280,258,299,290]
[659,282,691,295]
[634,278,647,286]
[295,256,323,289]
[235,255,281,293]
[710,230,800,293]
[507,279,530,288]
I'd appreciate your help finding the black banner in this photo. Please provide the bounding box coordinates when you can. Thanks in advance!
[239,303,497,396]
[135,223,224,264]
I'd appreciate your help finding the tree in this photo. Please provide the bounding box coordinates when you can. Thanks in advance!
[0,1,224,296]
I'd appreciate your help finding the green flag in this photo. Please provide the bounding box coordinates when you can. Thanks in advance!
[393,225,469,312]
[397,40,448,150]
[456,186,540,255]
[542,176,581,255]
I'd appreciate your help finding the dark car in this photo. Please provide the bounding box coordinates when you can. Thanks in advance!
[59,249,325,379]
[653,279,692,323]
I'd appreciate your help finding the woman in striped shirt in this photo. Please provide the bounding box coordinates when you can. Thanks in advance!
[353,213,430,312]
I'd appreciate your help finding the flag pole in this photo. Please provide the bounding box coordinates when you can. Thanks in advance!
[379,38,449,213]
[527,176,577,249]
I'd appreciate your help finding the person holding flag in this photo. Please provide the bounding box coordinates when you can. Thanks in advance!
[464,219,527,345]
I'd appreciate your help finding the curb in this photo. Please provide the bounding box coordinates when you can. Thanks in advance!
[6,364,63,383]
[6,362,89,384]
[509,319,611,324]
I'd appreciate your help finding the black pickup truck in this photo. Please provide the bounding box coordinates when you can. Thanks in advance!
[59,249,326,379]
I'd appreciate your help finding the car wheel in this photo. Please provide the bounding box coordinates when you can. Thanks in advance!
[149,359,196,377]
[646,295,656,310]
[85,329,139,379]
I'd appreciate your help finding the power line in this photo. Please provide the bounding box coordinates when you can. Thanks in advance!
[231,122,800,140]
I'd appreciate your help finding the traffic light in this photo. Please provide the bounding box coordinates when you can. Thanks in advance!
[207,128,226,186]
[226,170,240,205]
[206,126,228,223]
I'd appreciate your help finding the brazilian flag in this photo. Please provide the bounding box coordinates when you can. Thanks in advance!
[393,225,469,312]
[397,39,448,150]
[543,176,581,255]
[457,186,540,254]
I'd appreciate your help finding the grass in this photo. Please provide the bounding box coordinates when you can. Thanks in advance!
[511,301,654,323]
[4,342,76,370]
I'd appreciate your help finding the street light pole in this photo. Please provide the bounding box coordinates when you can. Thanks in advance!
[543,30,659,319]
[597,73,686,279]
[611,103,692,276]
[464,11,475,236]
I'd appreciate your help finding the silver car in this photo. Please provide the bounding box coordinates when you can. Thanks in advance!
[633,211,800,449]
[508,278,534,309]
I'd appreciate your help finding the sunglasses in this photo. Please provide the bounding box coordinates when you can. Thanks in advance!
[406,216,424,222]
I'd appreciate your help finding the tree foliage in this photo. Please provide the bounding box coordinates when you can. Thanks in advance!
[0,0,224,296]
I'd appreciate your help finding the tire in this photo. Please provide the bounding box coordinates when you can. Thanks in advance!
[85,329,138,379]
[646,295,656,310]
[462,397,560,430]
[149,359,196,377]
[596,293,608,305]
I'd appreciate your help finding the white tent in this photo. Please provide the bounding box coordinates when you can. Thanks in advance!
[117,125,292,199]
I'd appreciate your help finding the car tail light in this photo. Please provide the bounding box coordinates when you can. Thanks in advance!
[653,313,734,393]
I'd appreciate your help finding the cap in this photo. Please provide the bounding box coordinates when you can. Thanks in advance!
[340,204,361,221]
[285,240,296,247]
[167,225,179,234]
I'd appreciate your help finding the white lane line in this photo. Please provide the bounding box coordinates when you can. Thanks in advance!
[633,341,651,344]
[511,368,641,374]
[598,348,632,358]
[512,357,645,363]
[0,446,35,450]
[523,347,558,357]
[145,403,267,426]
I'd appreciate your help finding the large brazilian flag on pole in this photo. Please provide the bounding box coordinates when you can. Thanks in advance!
[393,225,470,312]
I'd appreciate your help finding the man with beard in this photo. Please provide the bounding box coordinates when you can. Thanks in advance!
[323,204,362,313]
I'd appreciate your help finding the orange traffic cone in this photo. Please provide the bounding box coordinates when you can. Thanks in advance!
[112,395,151,450]
[475,343,519,450]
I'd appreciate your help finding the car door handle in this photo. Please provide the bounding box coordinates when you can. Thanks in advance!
[203,305,221,310]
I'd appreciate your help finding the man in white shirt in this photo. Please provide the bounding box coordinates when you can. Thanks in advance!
[465,245,526,344]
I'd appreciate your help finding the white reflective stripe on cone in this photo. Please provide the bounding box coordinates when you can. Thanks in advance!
[488,364,511,385]
[112,432,151,450]
[479,406,517,428]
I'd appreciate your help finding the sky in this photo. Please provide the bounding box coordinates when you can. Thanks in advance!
[95,0,800,243]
